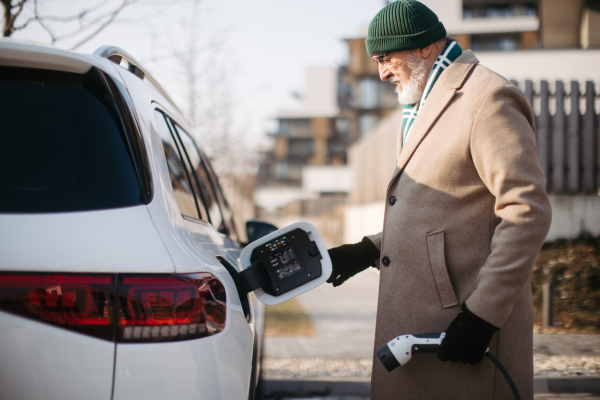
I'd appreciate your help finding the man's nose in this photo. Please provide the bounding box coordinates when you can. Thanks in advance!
[378,64,392,81]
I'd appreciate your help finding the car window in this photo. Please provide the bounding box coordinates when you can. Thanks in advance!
[154,110,202,220]
[0,66,143,213]
[199,149,239,242]
[171,124,227,235]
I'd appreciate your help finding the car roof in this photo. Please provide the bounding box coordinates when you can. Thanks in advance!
[0,38,187,123]
[0,37,120,77]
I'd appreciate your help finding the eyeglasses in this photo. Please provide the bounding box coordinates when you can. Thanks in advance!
[373,52,391,67]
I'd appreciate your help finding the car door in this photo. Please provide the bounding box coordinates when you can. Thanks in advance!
[153,109,251,305]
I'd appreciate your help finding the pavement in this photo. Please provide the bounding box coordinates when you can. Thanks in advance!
[264,268,380,361]
[262,268,600,399]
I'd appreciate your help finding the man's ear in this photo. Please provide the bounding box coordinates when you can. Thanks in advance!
[418,43,434,59]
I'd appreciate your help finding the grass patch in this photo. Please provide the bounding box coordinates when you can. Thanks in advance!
[264,297,315,337]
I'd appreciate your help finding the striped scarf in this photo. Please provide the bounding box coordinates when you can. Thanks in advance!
[401,41,463,145]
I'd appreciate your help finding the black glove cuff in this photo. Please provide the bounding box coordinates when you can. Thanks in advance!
[461,303,498,334]
[437,303,498,365]
[326,237,381,287]
[360,236,381,266]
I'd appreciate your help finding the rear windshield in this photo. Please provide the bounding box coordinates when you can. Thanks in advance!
[0,67,143,213]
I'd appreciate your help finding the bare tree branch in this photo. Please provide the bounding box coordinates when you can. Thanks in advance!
[31,1,107,23]
[5,0,139,50]
[33,0,57,44]
[139,44,219,65]
[8,0,26,30]
[2,0,12,36]
[67,1,130,50]
[3,0,27,36]
[13,16,36,31]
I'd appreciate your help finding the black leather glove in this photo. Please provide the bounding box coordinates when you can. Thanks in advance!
[326,237,380,287]
[437,303,498,365]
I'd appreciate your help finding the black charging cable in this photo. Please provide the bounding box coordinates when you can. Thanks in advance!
[485,353,521,400]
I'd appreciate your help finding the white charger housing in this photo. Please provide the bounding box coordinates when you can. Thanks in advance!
[240,221,332,306]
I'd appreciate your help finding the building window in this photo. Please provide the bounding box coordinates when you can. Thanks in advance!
[279,119,311,137]
[275,162,289,180]
[359,114,379,137]
[288,139,314,158]
[337,79,354,108]
[336,117,349,134]
[462,2,537,19]
[359,78,379,109]
[470,32,521,51]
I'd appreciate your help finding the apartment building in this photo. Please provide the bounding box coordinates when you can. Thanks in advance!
[429,0,600,51]
[338,35,399,144]
[257,67,344,187]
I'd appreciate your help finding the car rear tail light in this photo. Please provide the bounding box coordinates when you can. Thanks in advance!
[0,272,226,343]
[117,273,226,343]
[0,273,115,340]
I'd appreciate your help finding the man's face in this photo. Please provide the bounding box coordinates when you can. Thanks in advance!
[372,50,429,105]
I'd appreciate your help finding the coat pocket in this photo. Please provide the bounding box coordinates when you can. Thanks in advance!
[426,230,459,309]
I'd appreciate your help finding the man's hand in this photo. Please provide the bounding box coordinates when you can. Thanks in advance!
[437,304,498,365]
[326,237,380,287]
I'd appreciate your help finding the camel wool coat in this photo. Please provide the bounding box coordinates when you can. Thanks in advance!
[366,50,552,400]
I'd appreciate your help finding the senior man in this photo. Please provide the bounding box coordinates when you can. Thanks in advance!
[326,1,551,399]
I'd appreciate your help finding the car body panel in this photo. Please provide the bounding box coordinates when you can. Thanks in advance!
[0,311,114,400]
[0,206,173,273]
[113,311,252,400]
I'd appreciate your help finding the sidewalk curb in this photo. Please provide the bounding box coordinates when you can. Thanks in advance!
[261,378,370,398]
[260,377,600,398]
[534,376,600,394]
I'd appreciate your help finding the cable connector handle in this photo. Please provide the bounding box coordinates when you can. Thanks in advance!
[377,332,445,371]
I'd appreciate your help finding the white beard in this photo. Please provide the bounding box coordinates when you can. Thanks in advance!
[392,55,429,105]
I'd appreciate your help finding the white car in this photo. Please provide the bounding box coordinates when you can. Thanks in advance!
[0,39,275,400]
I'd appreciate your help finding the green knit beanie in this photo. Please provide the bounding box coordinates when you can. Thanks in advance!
[366,0,446,56]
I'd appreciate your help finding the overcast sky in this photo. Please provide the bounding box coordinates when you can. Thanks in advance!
[11,0,388,148]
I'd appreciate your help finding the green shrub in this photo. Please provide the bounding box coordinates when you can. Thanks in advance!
[531,234,600,330]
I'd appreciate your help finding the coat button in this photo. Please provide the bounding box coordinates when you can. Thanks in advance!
[389,196,396,206]
[382,256,390,267]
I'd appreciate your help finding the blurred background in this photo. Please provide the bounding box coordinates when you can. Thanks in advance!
[5,0,599,247]
[4,0,600,394]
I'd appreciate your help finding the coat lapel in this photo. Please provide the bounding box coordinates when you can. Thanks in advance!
[387,50,480,191]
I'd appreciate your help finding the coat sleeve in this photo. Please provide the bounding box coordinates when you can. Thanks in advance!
[366,232,383,269]
[465,83,552,329]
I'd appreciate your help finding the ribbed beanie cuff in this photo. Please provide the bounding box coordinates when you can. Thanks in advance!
[366,21,446,55]
[366,0,447,56]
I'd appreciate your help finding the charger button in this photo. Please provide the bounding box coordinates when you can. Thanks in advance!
[309,245,320,257]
